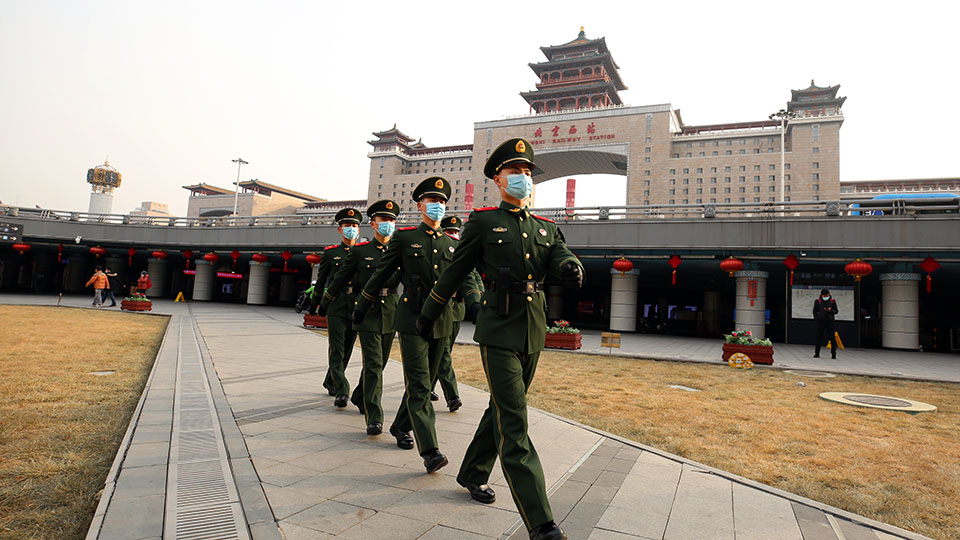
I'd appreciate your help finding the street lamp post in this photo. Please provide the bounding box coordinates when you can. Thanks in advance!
[231,158,249,216]
[768,109,796,204]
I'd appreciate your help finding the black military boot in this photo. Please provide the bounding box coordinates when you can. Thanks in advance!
[389,425,414,450]
[423,450,448,473]
[529,521,566,540]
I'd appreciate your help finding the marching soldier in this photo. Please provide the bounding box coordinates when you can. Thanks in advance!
[319,200,401,435]
[310,207,362,408]
[416,138,583,540]
[353,177,479,474]
[430,215,483,412]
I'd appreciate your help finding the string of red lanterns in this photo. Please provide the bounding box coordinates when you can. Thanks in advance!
[782,253,799,286]
[919,256,941,294]
[668,254,682,285]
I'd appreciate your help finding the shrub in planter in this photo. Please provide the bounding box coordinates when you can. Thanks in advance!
[303,313,328,328]
[721,329,774,365]
[545,320,582,350]
[121,293,153,312]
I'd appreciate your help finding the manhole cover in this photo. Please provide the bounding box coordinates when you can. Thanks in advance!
[88,370,115,376]
[784,370,836,378]
[819,392,936,413]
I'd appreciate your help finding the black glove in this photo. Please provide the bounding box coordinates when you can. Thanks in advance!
[465,302,481,322]
[561,260,584,289]
[415,316,435,340]
[315,303,327,317]
[352,308,365,326]
[308,299,320,316]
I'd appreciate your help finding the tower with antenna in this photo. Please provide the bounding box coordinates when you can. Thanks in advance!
[86,158,122,214]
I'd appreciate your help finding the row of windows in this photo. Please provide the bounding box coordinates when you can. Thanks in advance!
[392,179,472,189]
[677,148,780,157]
[683,138,777,148]
[643,197,811,205]
[380,157,473,169]
[644,175,796,186]
[669,164,794,174]
[652,185,788,196]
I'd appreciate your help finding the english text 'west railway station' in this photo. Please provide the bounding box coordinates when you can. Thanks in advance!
[2,29,959,354]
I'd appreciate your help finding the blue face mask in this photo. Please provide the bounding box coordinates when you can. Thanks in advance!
[341,225,359,240]
[424,202,445,221]
[504,173,533,200]
[377,221,396,237]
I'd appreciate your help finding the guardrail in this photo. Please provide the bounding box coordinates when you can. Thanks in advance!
[1,197,957,229]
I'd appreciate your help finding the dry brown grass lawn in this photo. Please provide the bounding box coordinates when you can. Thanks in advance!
[446,343,959,540]
[0,306,167,540]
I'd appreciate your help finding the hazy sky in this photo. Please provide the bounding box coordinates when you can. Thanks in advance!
[2,1,958,215]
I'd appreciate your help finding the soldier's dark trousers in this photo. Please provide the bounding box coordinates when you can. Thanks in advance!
[324,315,357,395]
[815,320,837,357]
[433,320,461,401]
[350,330,396,426]
[458,344,552,531]
[391,332,448,456]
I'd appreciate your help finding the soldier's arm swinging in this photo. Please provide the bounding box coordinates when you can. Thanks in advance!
[355,236,403,320]
[421,218,483,322]
[319,248,360,316]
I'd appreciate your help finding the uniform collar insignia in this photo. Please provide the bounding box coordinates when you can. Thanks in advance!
[411,243,422,248]
[539,228,547,236]
[364,256,374,260]
[492,226,507,232]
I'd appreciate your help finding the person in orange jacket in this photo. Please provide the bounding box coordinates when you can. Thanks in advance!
[136,271,152,295]
[85,266,110,307]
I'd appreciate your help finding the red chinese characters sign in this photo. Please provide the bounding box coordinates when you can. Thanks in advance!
[530,122,615,146]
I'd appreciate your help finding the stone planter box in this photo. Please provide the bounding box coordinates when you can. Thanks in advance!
[303,314,328,329]
[121,300,153,312]
[545,332,582,350]
[722,342,774,365]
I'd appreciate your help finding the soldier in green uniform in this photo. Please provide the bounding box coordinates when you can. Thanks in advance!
[319,200,401,435]
[417,138,583,540]
[353,177,480,474]
[430,215,483,413]
[309,207,362,408]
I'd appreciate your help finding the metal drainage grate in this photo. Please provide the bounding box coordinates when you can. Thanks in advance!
[843,394,912,407]
[176,505,241,540]
[176,460,231,507]
[178,430,219,463]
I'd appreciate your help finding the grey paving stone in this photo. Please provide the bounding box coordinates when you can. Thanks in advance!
[284,500,376,535]
[593,470,628,488]
[605,457,638,474]
[97,494,164,539]
[417,525,499,540]
[561,501,608,531]
[662,467,734,540]
[596,504,670,540]
[128,424,171,445]
[247,520,283,540]
[332,480,412,511]
[262,484,320,520]
[568,465,604,484]
[614,445,642,462]
[122,441,169,468]
[278,521,334,540]
[837,518,889,540]
[136,410,174,426]
[439,504,520,536]
[588,529,654,540]
[112,464,167,499]
[336,511,434,540]
[791,503,840,540]
[580,483,620,505]
[548,480,591,523]
[732,482,803,540]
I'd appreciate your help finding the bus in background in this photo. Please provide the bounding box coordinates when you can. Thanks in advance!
[849,192,959,215]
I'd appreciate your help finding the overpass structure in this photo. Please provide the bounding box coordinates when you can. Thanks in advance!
[2,199,959,354]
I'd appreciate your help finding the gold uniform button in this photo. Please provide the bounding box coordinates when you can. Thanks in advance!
[433,248,438,253]
[497,239,502,244]
[526,296,532,302]
[483,300,487,305]
[546,242,550,246]
[403,297,408,302]
[525,253,530,259]
[528,274,533,279]
[522,232,528,238]
[414,253,419,257]
[433,264,438,269]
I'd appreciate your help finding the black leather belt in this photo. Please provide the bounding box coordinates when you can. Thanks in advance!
[484,280,544,294]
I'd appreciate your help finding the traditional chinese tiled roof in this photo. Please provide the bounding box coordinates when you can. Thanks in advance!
[520,80,622,103]
[370,124,414,143]
[182,182,233,195]
[539,28,609,58]
[237,179,323,202]
[528,52,626,90]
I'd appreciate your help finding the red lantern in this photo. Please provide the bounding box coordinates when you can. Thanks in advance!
[306,253,322,266]
[12,242,31,255]
[230,249,241,269]
[127,247,136,266]
[252,252,268,265]
[919,256,941,294]
[57,243,63,263]
[612,257,633,276]
[668,254,682,285]
[152,250,168,260]
[281,250,292,271]
[845,259,872,282]
[783,253,800,286]
[203,252,219,264]
[183,249,194,269]
[719,256,743,277]
[90,246,106,258]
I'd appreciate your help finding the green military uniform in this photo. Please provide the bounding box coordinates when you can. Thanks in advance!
[420,138,582,536]
[321,200,401,432]
[355,178,480,464]
[311,207,362,400]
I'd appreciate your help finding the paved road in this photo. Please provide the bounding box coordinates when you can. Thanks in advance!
[1,294,942,539]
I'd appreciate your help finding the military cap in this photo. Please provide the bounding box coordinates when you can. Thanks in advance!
[367,199,400,219]
[412,176,451,202]
[440,215,462,231]
[335,207,363,225]
[484,137,537,179]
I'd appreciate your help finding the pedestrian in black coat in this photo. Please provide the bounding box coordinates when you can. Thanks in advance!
[813,288,839,359]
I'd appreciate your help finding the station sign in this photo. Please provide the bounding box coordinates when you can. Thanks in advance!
[0,222,23,243]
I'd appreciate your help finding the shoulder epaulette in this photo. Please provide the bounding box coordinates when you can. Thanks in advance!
[324,244,339,250]
[398,226,416,231]
[355,241,370,246]
[474,206,497,212]
[531,214,555,223]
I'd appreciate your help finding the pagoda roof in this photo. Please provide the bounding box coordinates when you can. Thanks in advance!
[406,144,473,157]
[370,124,414,143]
[788,96,846,109]
[791,80,841,100]
[528,53,626,90]
[182,182,233,195]
[520,80,622,102]
[238,179,323,202]
[540,28,609,58]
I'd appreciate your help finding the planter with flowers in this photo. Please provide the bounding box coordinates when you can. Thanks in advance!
[121,293,153,312]
[303,314,328,329]
[544,320,582,350]
[722,329,774,365]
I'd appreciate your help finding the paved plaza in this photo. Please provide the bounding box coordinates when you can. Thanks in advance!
[3,294,951,540]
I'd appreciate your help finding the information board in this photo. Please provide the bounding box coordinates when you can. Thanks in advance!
[0,222,23,243]
[791,285,854,321]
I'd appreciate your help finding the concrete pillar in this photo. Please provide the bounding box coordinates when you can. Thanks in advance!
[65,255,89,292]
[310,264,320,284]
[703,290,722,334]
[546,285,564,320]
[146,258,169,298]
[609,269,638,332]
[192,260,215,301]
[734,270,768,339]
[279,272,296,302]
[880,273,920,350]
[247,261,272,305]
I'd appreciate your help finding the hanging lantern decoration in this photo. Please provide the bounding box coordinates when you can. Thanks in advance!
[719,256,743,277]
[182,249,194,269]
[90,245,106,258]
[844,258,873,282]
[12,242,31,255]
[203,252,219,264]
[612,257,633,276]
[252,252,269,265]
[281,250,292,271]
[783,253,800,286]
[152,249,168,260]
[57,243,63,263]
[231,249,241,270]
[127,247,136,266]
[305,253,322,266]
[919,256,941,294]
[668,254,682,285]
